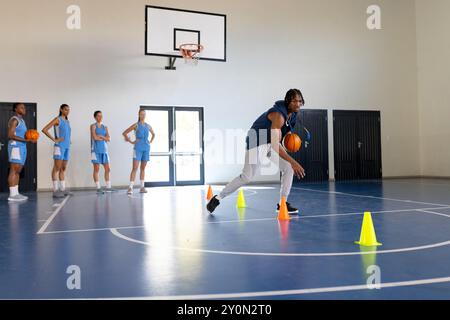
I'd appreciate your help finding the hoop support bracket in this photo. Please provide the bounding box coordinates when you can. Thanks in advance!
[165,57,177,70]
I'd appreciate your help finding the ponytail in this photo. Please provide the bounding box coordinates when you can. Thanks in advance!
[59,104,69,120]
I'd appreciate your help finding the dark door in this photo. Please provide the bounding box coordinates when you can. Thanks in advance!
[358,111,382,179]
[333,110,382,181]
[333,111,359,180]
[291,109,329,183]
[0,103,37,192]
[141,106,205,187]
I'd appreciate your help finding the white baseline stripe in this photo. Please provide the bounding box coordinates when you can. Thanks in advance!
[292,187,450,207]
[66,276,450,300]
[37,196,70,235]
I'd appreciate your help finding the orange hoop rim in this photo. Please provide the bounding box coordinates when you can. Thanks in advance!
[179,43,204,59]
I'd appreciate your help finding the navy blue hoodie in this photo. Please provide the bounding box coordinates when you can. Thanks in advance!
[245,100,297,150]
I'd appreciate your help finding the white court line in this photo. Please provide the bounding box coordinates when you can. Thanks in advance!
[417,210,450,219]
[41,226,138,235]
[382,180,450,188]
[37,196,70,235]
[128,190,258,200]
[38,206,450,235]
[111,227,450,257]
[209,205,450,224]
[72,276,450,300]
[292,187,450,207]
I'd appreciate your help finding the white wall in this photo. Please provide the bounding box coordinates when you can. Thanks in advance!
[416,0,450,177]
[0,0,421,189]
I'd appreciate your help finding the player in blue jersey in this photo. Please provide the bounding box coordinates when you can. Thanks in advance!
[91,110,115,193]
[207,89,306,215]
[123,109,155,195]
[7,103,37,202]
[42,104,73,198]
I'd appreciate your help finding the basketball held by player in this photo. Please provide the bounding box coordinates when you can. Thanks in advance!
[207,89,306,215]
[7,103,37,202]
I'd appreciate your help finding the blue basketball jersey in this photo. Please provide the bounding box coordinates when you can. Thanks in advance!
[54,116,71,149]
[134,122,151,152]
[8,116,27,147]
[91,123,108,154]
[246,100,297,149]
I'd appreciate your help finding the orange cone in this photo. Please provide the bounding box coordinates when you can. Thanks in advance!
[206,186,213,201]
[278,220,290,240]
[278,196,290,220]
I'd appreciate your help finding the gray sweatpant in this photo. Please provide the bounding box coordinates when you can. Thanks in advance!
[219,144,294,200]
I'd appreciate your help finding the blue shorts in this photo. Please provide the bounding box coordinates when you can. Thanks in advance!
[133,149,150,162]
[54,145,71,161]
[8,144,27,166]
[91,152,110,165]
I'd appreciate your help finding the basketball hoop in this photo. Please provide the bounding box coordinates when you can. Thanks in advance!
[179,43,204,65]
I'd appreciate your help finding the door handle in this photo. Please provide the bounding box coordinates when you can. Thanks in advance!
[358,142,363,149]
[0,142,5,151]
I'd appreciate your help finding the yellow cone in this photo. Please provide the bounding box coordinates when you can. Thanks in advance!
[359,245,378,273]
[237,207,246,221]
[355,212,382,247]
[236,189,247,208]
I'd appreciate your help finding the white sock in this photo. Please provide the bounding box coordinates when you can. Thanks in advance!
[129,182,134,189]
[216,195,223,201]
[10,186,19,197]
[140,180,145,188]
[60,181,66,191]
[106,181,111,189]
[95,181,101,189]
[53,181,59,192]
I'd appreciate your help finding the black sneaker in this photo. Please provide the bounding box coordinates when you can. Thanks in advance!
[207,196,220,214]
[277,202,299,215]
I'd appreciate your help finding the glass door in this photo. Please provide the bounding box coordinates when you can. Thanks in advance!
[142,106,204,187]
[144,107,174,187]
[174,108,204,186]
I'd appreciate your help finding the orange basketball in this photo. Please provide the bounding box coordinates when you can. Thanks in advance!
[25,129,40,141]
[283,133,302,153]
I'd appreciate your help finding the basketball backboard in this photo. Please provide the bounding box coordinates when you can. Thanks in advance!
[145,5,227,65]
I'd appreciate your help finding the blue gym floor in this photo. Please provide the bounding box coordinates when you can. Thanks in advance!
[1,178,450,300]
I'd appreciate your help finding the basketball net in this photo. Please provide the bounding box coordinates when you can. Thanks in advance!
[179,43,204,65]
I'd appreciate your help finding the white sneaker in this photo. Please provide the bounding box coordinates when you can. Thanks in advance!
[127,187,133,195]
[8,194,28,202]
[140,188,148,194]
[53,191,65,198]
